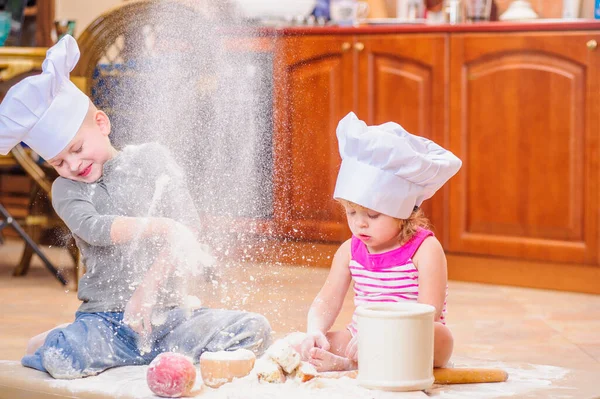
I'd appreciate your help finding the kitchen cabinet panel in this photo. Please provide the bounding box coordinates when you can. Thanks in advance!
[274,34,448,241]
[358,34,448,241]
[271,30,599,292]
[273,36,353,241]
[448,32,600,265]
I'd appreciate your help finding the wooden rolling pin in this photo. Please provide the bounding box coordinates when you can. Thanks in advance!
[433,368,508,384]
[318,367,508,384]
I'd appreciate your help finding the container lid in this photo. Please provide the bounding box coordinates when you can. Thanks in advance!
[355,302,435,319]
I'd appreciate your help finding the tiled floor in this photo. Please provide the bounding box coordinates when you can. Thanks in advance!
[1,239,599,397]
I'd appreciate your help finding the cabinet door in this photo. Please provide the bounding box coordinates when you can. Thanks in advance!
[448,33,600,264]
[356,34,449,243]
[273,36,354,241]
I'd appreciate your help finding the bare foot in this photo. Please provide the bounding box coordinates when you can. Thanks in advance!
[26,323,70,355]
[308,348,356,372]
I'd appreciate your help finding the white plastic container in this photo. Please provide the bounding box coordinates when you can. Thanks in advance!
[356,302,435,392]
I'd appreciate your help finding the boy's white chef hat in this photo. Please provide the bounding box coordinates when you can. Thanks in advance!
[0,34,89,160]
[333,112,462,219]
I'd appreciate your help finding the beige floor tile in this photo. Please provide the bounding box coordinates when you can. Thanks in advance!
[1,239,600,398]
[543,320,600,345]
[576,344,600,363]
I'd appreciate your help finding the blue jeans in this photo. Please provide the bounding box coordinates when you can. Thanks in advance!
[22,308,271,379]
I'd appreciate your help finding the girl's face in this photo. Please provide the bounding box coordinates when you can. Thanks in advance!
[344,204,402,254]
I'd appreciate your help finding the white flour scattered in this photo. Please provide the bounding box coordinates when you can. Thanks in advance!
[41,347,87,380]
[41,358,576,399]
[201,349,255,361]
[425,359,571,398]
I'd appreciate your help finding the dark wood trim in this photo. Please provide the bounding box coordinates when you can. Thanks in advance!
[447,254,600,295]
[224,239,339,268]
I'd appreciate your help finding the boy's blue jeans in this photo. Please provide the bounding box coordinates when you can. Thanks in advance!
[21,308,271,379]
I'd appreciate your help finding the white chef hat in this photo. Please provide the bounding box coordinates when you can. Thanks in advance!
[333,112,462,219]
[0,34,89,160]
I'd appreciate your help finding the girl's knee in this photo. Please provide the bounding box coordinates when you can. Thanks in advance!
[433,323,453,368]
[325,330,353,356]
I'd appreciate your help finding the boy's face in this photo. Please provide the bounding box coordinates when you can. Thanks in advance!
[47,110,114,183]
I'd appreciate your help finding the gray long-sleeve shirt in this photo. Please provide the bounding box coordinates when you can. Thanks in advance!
[52,142,201,313]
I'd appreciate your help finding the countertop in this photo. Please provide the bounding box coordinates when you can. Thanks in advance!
[241,19,600,36]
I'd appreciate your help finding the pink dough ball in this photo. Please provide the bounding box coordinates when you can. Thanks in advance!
[147,352,197,398]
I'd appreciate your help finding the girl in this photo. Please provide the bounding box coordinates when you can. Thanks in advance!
[299,112,462,372]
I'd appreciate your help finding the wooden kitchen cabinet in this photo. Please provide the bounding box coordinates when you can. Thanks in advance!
[272,35,353,242]
[356,34,449,242]
[448,32,600,266]
[272,28,600,293]
[273,34,448,242]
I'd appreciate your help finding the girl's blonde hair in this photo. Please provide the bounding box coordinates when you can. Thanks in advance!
[338,199,430,244]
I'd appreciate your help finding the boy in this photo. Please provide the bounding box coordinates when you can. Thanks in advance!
[0,35,271,379]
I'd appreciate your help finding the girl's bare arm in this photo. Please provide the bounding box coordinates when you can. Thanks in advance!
[413,236,448,321]
[307,239,353,333]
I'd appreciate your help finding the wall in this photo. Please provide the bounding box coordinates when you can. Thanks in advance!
[55,0,127,37]
[57,0,595,33]
[377,0,579,18]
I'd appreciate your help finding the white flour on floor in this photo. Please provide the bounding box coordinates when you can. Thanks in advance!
[42,358,574,399]
[426,359,571,398]
[47,366,425,399]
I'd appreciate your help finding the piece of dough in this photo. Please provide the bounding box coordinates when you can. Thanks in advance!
[255,357,286,383]
[265,339,301,374]
[290,361,318,382]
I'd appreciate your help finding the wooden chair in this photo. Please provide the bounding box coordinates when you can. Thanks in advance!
[9,145,80,283]
[72,1,220,95]
[0,145,79,286]
[0,47,81,286]
[70,0,225,154]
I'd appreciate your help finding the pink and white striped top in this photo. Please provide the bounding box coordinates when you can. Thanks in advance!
[347,228,447,335]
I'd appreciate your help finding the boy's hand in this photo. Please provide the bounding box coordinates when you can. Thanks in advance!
[300,331,330,360]
[123,257,163,337]
[123,281,157,336]
[344,335,358,362]
[165,221,216,277]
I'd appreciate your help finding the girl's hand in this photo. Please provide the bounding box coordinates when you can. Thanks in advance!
[344,335,358,362]
[300,331,330,360]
